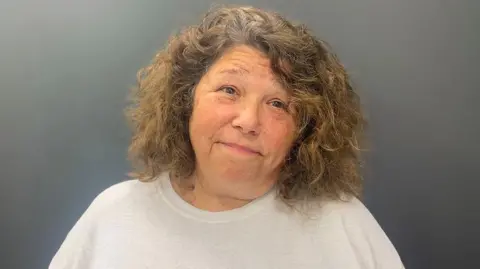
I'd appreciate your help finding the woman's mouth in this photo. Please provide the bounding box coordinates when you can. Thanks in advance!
[219,142,262,156]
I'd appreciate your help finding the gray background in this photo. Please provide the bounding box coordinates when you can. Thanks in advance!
[0,0,478,268]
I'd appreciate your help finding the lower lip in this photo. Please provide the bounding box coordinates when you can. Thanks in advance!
[220,143,259,156]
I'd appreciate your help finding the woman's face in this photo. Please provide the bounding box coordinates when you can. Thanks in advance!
[189,45,296,200]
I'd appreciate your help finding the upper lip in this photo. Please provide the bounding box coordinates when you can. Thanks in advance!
[220,142,262,155]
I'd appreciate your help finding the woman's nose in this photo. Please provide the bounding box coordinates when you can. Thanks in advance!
[231,102,261,136]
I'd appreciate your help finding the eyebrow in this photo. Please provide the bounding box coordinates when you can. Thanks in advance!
[215,64,289,94]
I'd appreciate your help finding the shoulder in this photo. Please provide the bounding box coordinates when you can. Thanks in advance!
[49,179,159,269]
[295,196,375,223]
[93,179,155,203]
[305,197,405,268]
[312,196,391,241]
[317,196,376,223]
[86,179,159,215]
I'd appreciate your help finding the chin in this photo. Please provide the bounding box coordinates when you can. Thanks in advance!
[216,164,259,180]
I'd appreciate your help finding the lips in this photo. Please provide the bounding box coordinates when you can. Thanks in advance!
[220,142,261,156]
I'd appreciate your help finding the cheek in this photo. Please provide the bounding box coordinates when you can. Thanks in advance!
[190,97,232,142]
[263,120,296,156]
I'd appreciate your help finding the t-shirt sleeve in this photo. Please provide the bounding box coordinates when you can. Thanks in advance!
[48,200,100,269]
[48,182,130,269]
[340,198,405,269]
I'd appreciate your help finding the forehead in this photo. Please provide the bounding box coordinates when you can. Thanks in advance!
[206,45,285,89]
[214,45,270,70]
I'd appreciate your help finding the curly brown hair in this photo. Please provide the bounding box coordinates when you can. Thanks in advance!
[126,5,365,202]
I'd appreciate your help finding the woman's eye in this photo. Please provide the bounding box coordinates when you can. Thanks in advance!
[270,100,288,110]
[220,86,236,95]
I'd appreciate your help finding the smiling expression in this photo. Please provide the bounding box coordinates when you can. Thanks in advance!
[188,45,296,199]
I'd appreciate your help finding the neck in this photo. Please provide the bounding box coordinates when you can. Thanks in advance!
[171,174,254,212]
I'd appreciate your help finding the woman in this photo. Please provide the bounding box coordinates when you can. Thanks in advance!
[50,6,404,269]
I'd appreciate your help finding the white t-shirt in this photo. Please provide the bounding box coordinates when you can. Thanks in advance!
[49,172,404,269]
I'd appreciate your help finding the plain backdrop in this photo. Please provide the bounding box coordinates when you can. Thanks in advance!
[1,0,479,268]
